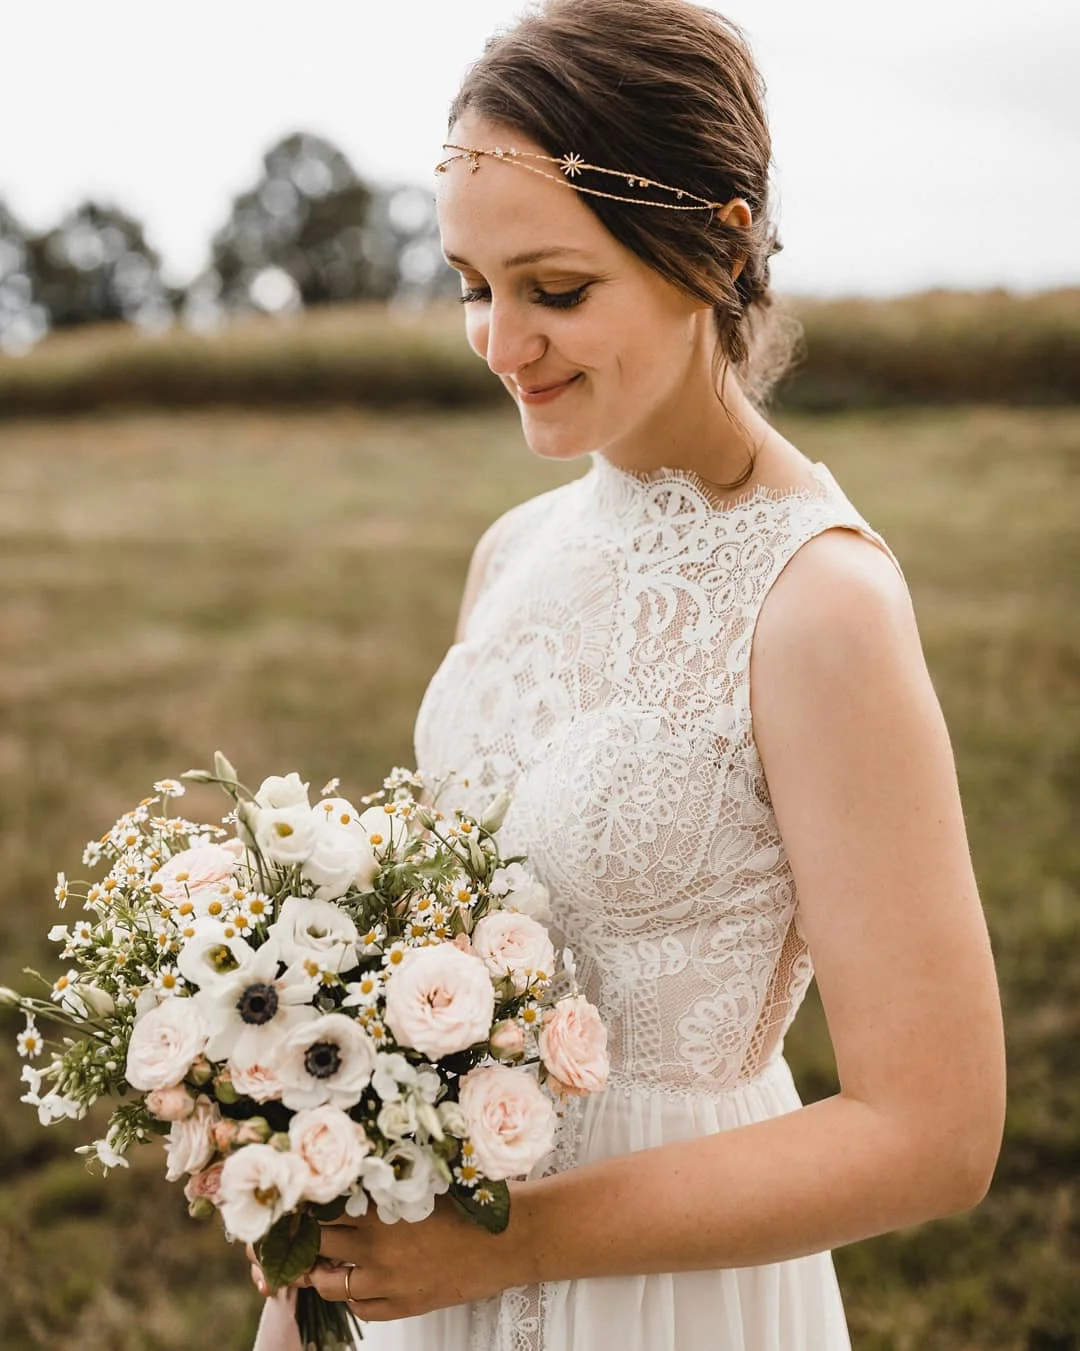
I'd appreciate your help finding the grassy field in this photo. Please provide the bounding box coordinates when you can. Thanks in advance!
[0,401,1076,1349]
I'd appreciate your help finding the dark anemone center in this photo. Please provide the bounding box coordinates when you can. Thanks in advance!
[304,1040,342,1080]
[236,981,279,1025]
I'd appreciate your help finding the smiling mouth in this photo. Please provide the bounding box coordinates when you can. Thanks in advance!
[514,374,583,403]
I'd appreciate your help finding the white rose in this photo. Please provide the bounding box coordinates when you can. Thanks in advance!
[229,1060,285,1103]
[383,944,495,1059]
[288,1106,372,1205]
[302,829,365,902]
[268,896,359,974]
[254,804,316,866]
[359,1141,448,1224]
[273,1013,378,1112]
[458,1064,556,1181]
[471,911,555,993]
[218,1143,310,1243]
[255,774,310,809]
[125,997,208,1092]
[164,1095,221,1181]
[489,863,552,923]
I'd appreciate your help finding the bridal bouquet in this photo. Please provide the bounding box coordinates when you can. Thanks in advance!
[3,754,609,1350]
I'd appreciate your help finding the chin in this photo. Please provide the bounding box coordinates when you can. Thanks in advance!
[519,418,596,465]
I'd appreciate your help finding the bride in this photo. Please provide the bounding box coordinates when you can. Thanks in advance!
[253,1,1005,1347]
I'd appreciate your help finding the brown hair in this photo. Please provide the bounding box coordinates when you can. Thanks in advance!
[449,0,801,473]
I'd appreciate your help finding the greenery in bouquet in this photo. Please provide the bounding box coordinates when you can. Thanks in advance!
[2,753,609,1350]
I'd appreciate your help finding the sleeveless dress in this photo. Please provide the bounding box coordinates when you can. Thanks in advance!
[360,450,905,1351]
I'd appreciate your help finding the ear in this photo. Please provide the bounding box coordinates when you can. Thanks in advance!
[716,198,752,282]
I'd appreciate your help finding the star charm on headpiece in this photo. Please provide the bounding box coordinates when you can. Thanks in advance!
[435,143,732,214]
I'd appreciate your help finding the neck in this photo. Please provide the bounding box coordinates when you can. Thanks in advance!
[597,326,772,488]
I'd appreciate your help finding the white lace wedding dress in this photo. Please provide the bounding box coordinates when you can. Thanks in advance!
[361,451,902,1351]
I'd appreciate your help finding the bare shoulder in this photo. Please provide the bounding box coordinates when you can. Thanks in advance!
[752,526,920,689]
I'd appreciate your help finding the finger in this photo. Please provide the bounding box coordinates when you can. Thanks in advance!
[250,1263,269,1298]
[304,1260,355,1305]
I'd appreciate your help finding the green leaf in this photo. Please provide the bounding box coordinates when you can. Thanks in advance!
[256,1211,321,1293]
[308,1196,348,1223]
[450,1178,511,1234]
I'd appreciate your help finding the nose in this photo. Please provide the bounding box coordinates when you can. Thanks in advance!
[475,295,547,379]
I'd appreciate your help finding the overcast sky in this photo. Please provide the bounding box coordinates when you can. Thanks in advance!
[1,0,1076,297]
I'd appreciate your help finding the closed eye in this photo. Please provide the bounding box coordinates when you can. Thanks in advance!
[459,284,591,310]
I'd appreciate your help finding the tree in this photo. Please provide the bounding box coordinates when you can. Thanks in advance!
[25,200,172,332]
[0,200,49,355]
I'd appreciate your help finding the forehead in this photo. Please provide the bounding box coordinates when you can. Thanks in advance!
[436,114,612,266]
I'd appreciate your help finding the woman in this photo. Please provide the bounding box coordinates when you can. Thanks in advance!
[254,1,1005,1347]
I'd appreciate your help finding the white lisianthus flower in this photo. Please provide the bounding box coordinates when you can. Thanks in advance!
[255,773,310,810]
[218,1143,310,1243]
[370,1051,440,1105]
[458,1063,556,1181]
[376,1099,417,1140]
[383,945,495,1059]
[288,1106,372,1205]
[437,1100,468,1138]
[471,911,556,994]
[176,919,256,992]
[164,1095,221,1181]
[358,1141,448,1223]
[351,805,411,891]
[267,897,359,975]
[193,944,319,1069]
[254,804,316,866]
[489,862,552,924]
[125,996,208,1092]
[302,828,366,902]
[273,1013,378,1112]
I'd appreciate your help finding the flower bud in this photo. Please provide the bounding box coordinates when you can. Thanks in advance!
[479,790,512,834]
[213,1072,238,1105]
[186,1056,213,1088]
[213,752,239,786]
[187,1197,216,1221]
[236,1117,272,1145]
[75,984,115,1018]
[490,1020,527,1062]
[268,1132,291,1152]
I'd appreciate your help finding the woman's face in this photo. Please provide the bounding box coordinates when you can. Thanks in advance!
[436,113,714,465]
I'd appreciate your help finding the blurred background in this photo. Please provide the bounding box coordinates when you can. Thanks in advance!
[0,1,1076,1348]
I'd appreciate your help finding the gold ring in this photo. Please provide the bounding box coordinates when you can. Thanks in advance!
[344,1264,359,1302]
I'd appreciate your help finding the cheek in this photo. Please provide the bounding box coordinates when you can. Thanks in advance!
[465,311,489,361]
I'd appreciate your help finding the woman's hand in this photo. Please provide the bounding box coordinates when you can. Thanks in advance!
[248,1194,530,1322]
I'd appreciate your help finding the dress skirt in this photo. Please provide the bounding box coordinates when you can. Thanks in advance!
[358,1056,851,1351]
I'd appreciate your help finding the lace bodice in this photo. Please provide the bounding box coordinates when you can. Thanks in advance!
[414,452,902,1096]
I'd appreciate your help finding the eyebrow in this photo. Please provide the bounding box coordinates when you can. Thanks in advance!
[444,246,593,270]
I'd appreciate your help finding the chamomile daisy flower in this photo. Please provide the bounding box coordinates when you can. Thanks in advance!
[153,779,185,798]
[54,873,70,908]
[153,966,185,998]
[17,1018,43,1059]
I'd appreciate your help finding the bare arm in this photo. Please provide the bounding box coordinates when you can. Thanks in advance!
[508,528,1005,1281]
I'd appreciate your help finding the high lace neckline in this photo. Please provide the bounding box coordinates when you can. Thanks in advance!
[586,450,835,517]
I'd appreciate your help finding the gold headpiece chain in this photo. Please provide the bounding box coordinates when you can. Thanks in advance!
[435,143,731,213]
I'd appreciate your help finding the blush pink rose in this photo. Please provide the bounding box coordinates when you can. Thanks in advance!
[152,842,242,907]
[288,1106,372,1205]
[165,1096,221,1181]
[384,944,495,1058]
[184,1161,225,1206]
[538,995,609,1095]
[126,997,208,1091]
[458,1064,555,1181]
[471,912,555,993]
[145,1083,197,1121]
[230,1060,284,1103]
[489,1020,526,1061]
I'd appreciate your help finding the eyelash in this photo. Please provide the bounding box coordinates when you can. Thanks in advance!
[459,284,590,310]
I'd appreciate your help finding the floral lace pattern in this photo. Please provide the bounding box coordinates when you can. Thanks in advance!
[416,453,901,1103]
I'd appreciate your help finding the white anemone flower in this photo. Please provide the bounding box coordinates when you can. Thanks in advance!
[272,1012,377,1111]
[193,944,319,1068]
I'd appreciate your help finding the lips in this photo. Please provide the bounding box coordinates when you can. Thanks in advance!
[513,374,582,405]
